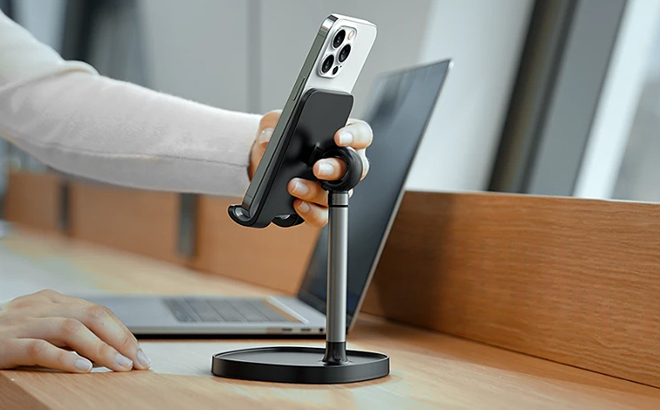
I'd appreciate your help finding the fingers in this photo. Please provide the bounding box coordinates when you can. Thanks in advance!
[287,179,328,206]
[0,339,93,373]
[335,120,373,150]
[313,155,369,181]
[249,110,281,180]
[0,290,151,373]
[313,158,347,181]
[7,289,59,309]
[259,110,281,131]
[255,110,280,152]
[358,150,370,180]
[26,318,134,372]
[294,200,327,227]
[33,289,62,302]
[51,302,151,370]
[80,303,151,370]
[249,128,274,180]
[256,110,281,151]
[335,119,371,180]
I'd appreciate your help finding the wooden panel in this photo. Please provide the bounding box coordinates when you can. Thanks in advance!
[363,191,660,388]
[0,228,270,299]
[5,172,317,294]
[4,172,62,233]
[68,182,184,265]
[190,196,319,294]
[67,187,318,294]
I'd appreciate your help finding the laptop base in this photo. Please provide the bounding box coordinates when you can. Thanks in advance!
[211,346,389,384]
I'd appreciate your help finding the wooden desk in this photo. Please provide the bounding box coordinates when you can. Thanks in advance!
[2,230,660,410]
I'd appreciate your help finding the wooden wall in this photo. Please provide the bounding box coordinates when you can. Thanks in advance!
[362,191,660,388]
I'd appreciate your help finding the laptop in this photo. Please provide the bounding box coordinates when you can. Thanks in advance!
[84,59,451,335]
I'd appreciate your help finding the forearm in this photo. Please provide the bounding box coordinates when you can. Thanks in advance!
[0,10,260,197]
[0,70,260,196]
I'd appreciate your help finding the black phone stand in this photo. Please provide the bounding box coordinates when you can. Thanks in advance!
[212,90,390,384]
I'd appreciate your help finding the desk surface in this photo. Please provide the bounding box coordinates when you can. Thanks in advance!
[1,229,660,410]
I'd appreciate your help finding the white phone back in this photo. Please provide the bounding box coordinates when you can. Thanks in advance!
[304,14,377,96]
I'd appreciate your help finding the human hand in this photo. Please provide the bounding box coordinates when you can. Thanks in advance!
[249,111,372,227]
[0,290,151,373]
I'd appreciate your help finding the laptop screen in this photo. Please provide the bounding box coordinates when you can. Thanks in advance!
[297,60,451,324]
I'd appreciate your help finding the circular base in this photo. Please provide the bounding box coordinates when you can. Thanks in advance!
[212,346,389,384]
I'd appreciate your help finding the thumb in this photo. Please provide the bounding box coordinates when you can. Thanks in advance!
[257,128,274,152]
[249,128,274,180]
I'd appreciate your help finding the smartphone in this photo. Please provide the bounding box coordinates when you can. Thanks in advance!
[238,14,377,224]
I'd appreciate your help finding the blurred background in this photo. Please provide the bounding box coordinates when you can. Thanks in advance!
[1,0,660,209]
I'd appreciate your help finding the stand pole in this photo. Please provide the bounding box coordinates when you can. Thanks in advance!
[323,191,349,364]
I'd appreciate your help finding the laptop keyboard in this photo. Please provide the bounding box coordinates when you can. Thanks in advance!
[164,298,296,323]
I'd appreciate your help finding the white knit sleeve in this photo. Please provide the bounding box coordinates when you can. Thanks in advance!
[0,10,261,197]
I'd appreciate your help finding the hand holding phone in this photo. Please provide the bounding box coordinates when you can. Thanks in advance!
[230,14,377,228]
[248,112,373,227]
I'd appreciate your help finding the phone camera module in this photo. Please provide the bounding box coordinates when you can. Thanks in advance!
[321,55,334,73]
[338,44,351,63]
[333,30,346,48]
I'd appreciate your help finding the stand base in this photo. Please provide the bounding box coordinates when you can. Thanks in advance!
[212,346,389,384]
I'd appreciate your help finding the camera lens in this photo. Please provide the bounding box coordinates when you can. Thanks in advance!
[332,66,339,75]
[322,55,334,73]
[338,45,351,63]
[333,30,346,48]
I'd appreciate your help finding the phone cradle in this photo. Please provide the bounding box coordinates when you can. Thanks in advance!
[213,91,390,384]
[228,88,357,229]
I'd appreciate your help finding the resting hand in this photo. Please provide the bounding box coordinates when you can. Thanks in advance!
[249,111,372,227]
[0,290,151,373]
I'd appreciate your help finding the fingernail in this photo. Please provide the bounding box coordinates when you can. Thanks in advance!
[338,130,353,146]
[75,357,93,372]
[297,202,311,213]
[318,162,334,176]
[292,180,309,195]
[137,350,152,369]
[259,128,274,145]
[116,353,133,369]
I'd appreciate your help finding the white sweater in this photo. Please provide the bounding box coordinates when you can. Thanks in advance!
[0,10,261,197]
